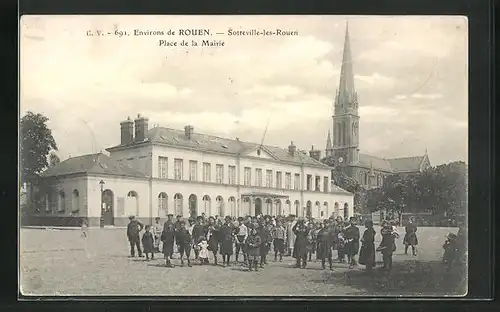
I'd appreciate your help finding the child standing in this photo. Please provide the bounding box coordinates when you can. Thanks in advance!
[161,221,176,267]
[197,237,209,265]
[153,217,163,253]
[81,219,88,238]
[141,225,155,261]
[245,224,262,271]
[175,221,193,267]
[377,221,399,270]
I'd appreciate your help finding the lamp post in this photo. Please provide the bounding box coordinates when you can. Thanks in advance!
[99,180,105,228]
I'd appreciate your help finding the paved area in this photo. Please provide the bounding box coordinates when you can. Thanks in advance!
[19,226,466,297]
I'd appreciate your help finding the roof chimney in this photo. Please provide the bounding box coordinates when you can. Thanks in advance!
[184,125,194,140]
[120,116,134,145]
[288,141,297,156]
[309,145,321,161]
[134,114,149,142]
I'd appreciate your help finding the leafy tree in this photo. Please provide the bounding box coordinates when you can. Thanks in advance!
[20,111,58,184]
[20,112,58,213]
[365,161,468,224]
[49,150,61,167]
[320,155,366,213]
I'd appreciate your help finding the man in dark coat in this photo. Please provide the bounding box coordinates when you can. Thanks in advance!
[258,218,273,268]
[404,217,418,256]
[292,219,310,268]
[192,216,207,260]
[317,219,335,270]
[344,217,360,269]
[127,215,144,257]
[175,220,193,267]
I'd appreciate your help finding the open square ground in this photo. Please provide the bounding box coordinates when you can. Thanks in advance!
[20,226,466,297]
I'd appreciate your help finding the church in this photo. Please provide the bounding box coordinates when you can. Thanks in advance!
[324,23,431,189]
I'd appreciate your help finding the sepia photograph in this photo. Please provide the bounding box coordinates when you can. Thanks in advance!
[19,15,468,297]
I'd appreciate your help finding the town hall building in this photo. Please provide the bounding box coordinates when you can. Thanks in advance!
[36,116,353,227]
[324,23,431,189]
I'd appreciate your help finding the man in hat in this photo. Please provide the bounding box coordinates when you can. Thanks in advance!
[292,218,309,268]
[126,215,144,257]
[153,217,163,253]
[192,216,207,260]
[258,217,273,268]
[173,215,183,258]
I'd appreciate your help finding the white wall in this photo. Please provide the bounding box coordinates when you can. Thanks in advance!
[38,176,88,217]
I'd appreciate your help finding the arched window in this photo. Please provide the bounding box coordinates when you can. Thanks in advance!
[334,202,339,217]
[174,193,183,217]
[294,200,300,217]
[57,190,66,213]
[72,189,79,213]
[243,197,250,216]
[228,197,236,216]
[323,201,328,217]
[275,199,282,216]
[158,192,168,216]
[344,203,349,220]
[315,201,321,218]
[127,191,139,216]
[202,195,211,216]
[364,172,368,185]
[216,196,224,217]
[189,194,197,218]
[265,198,272,215]
[306,200,312,218]
[285,200,291,216]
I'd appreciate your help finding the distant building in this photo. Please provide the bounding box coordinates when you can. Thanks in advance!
[324,23,431,190]
[33,115,354,227]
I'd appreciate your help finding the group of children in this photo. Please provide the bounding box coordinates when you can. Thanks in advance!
[124,213,423,273]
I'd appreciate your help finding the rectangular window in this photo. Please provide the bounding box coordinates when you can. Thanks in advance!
[255,168,262,187]
[306,174,313,191]
[315,176,321,191]
[285,173,292,190]
[244,167,252,186]
[323,176,329,193]
[174,159,183,180]
[158,156,168,179]
[228,165,236,185]
[276,171,283,189]
[294,173,301,190]
[203,163,211,182]
[189,160,198,181]
[266,170,273,188]
[216,164,224,184]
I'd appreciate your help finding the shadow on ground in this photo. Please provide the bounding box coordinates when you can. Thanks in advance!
[310,260,467,296]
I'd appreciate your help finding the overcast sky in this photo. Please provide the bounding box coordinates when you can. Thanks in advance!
[20,15,468,166]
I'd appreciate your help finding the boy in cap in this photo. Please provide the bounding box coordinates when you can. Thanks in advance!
[126,215,144,257]
[175,220,193,267]
[245,223,262,271]
[141,225,155,261]
[272,219,286,262]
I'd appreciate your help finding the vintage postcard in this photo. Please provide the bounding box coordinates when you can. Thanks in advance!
[19,15,468,297]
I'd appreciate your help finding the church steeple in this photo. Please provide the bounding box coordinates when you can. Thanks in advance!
[335,21,358,114]
[325,130,333,157]
[331,20,360,166]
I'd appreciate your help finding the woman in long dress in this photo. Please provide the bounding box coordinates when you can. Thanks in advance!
[359,220,376,272]
[286,215,297,257]
[206,216,220,266]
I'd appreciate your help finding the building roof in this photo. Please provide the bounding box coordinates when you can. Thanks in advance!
[108,126,330,169]
[40,153,147,178]
[358,153,427,173]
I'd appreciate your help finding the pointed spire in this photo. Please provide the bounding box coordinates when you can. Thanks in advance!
[326,130,332,150]
[424,148,428,155]
[338,21,356,105]
[369,161,375,176]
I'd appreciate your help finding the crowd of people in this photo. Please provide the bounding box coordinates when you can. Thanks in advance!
[120,212,456,273]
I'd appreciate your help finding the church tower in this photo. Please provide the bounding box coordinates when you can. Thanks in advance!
[325,130,334,157]
[332,22,360,166]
